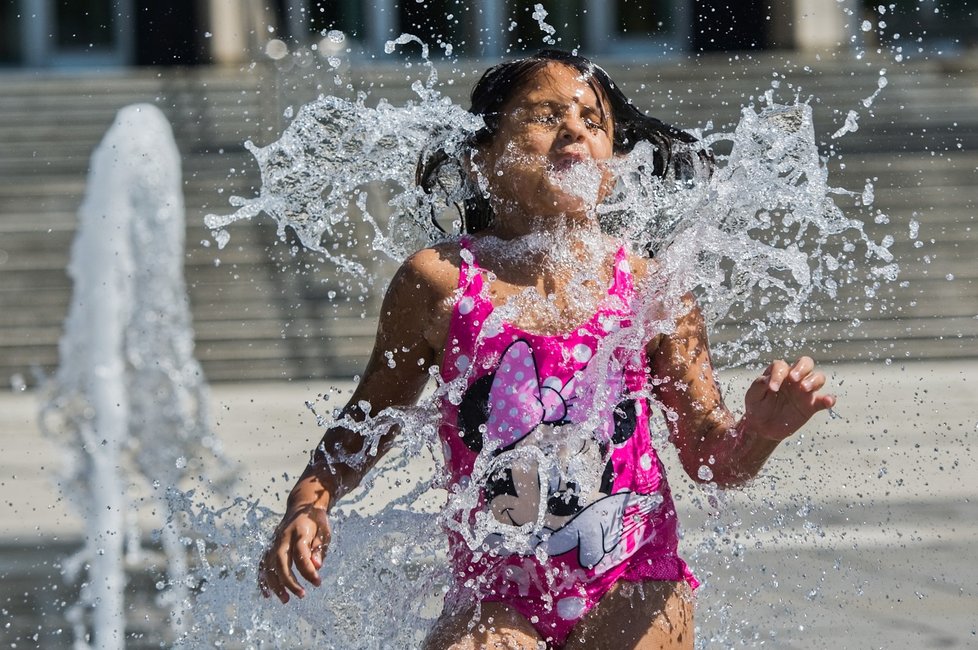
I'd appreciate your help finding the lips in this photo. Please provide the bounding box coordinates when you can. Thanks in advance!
[552,152,587,172]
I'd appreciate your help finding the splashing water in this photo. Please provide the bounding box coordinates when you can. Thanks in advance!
[204,36,481,279]
[40,104,230,649]
[194,55,896,648]
[531,4,558,46]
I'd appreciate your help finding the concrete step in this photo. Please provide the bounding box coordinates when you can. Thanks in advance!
[0,58,974,387]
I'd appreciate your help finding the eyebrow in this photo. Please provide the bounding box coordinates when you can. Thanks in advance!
[522,100,604,116]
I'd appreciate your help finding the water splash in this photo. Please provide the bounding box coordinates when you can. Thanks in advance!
[196,50,898,648]
[531,3,558,46]
[39,104,230,649]
[204,34,479,282]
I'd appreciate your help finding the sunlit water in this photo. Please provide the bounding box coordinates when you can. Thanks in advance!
[38,104,230,650]
[188,30,906,646]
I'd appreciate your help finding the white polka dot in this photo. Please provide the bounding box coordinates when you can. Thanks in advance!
[601,316,621,333]
[556,596,587,620]
[542,377,563,391]
[515,371,524,381]
[572,344,593,363]
[523,357,533,367]
[454,355,470,372]
[640,453,653,471]
[509,407,518,417]
[618,259,631,273]
[458,296,474,315]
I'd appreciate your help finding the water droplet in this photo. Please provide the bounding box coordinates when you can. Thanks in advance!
[212,229,231,249]
[697,465,714,481]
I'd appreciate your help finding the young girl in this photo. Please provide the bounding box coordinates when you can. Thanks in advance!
[258,49,836,649]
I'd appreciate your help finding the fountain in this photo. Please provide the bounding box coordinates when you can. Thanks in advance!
[14,3,973,649]
[39,104,228,649]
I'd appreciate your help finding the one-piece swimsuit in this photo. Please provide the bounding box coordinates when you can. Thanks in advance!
[437,238,697,647]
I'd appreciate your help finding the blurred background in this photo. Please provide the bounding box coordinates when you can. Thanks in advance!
[0,0,975,648]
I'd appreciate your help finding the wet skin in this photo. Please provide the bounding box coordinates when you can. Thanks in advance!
[257,62,837,649]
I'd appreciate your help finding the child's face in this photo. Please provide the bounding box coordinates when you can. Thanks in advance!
[476,63,615,222]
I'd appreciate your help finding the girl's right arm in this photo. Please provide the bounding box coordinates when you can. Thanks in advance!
[258,246,459,603]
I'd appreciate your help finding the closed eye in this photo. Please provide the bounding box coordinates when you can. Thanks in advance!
[585,116,605,131]
[582,108,608,132]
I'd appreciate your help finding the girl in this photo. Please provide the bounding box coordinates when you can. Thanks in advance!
[258,50,836,649]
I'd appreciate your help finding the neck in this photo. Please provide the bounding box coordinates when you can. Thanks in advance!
[475,220,616,280]
[487,205,601,241]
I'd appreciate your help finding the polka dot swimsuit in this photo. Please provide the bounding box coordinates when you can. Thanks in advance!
[438,238,697,647]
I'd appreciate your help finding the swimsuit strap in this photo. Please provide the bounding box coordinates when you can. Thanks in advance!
[456,235,485,297]
[442,236,492,382]
[608,245,635,302]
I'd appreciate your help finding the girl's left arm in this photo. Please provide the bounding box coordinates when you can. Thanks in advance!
[650,294,836,487]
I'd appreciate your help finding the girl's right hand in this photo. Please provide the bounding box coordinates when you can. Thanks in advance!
[254,245,452,604]
[258,505,331,603]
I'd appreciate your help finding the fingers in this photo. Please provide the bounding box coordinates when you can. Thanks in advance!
[258,512,330,604]
[764,359,791,391]
[817,393,837,410]
[293,535,323,587]
[258,539,305,603]
[770,356,822,393]
[799,370,826,392]
[258,550,293,603]
[780,356,837,413]
[758,356,837,407]
[277,538,308,598]
[788,356,815,383]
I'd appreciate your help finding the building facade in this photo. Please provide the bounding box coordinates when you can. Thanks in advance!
[1,0,973,68]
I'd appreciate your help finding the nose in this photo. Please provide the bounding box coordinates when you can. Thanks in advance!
[558,110,588,143]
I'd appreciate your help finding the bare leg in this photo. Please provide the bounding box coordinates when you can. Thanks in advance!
[423,601,546,650]
[563,580,693,650]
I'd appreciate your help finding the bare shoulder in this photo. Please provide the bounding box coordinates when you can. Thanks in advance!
[393,240,463,304]
[378,241,463,358]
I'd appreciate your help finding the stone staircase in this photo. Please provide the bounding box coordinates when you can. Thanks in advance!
[0,54,975,387]
[0,66,374,384]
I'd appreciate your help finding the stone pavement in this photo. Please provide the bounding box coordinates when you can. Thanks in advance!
[1,359,975,648]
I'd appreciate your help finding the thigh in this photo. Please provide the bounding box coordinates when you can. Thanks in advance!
[423,601,546,650]
[564,580,693,650]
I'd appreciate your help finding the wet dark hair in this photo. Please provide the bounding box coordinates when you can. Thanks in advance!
[417,49,705,234]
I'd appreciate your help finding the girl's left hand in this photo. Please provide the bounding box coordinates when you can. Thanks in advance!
[743,356,836,442]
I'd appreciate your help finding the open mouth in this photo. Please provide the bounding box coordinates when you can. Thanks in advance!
[552,153,587,172]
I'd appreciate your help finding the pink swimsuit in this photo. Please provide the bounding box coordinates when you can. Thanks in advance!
[438,239,697,647]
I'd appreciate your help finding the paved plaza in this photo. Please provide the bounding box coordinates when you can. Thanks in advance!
[1,359,975,648]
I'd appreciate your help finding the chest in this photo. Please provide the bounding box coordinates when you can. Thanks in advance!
[485,275,613,336]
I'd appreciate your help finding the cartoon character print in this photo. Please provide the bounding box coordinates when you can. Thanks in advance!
[458,339,663,573]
